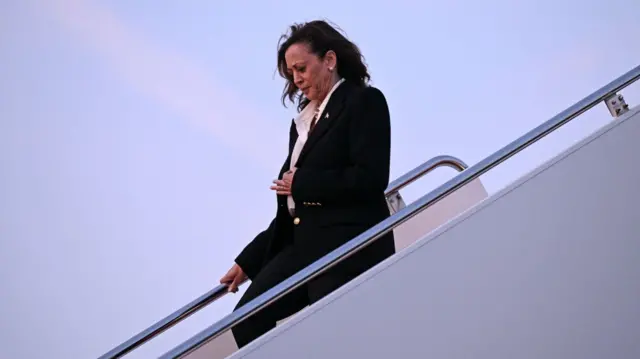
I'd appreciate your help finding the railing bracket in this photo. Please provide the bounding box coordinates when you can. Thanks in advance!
[604,92,629,118]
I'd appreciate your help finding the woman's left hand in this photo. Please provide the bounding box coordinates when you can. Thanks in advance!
[271,168,297,195]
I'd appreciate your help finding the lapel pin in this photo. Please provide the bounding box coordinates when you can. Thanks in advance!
[325,112,329,119]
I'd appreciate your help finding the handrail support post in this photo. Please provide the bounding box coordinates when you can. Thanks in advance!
[604,92,630,118]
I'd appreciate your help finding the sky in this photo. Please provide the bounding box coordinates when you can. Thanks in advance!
[1,1,639,358]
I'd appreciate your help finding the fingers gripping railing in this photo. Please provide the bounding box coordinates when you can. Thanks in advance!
[159,64,640,359]
[98,155,468,359]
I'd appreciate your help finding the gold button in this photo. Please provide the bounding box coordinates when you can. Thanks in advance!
[293,217,300,225]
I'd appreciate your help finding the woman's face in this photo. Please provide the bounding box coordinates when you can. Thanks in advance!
[285,42,336,102]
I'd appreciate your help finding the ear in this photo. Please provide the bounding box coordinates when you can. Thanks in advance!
[324,50,337,70]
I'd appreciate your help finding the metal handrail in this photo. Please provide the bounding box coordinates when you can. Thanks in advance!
[160,64,640,359]
[98,283,242,359]
[386,155,468,195]
[98,155,468,359]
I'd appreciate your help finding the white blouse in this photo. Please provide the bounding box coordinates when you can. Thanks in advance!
[288,78,345,215]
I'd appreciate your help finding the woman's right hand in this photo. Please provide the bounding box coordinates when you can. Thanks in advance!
[220,263,247,293]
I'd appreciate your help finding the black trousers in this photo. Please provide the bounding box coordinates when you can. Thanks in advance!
[231,245,353,348]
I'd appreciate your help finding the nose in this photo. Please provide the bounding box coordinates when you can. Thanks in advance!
[293,72,304,87]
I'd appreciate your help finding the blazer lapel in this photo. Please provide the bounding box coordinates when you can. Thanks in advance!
[278,119,298,177]
[288,118,298,155]
[296,82,351,166]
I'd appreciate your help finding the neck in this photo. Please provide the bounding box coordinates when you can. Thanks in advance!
[317,74,341,104]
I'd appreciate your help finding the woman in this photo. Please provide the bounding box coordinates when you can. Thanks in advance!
[219,19,395,348]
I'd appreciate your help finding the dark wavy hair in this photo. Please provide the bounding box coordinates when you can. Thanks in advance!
[277,20,371,111]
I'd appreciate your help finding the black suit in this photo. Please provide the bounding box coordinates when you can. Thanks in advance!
[231,81,395,347]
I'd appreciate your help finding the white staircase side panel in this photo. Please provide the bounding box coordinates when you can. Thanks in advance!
[181,330,238,359]
[391,177,488,252]
[227,108,640,359]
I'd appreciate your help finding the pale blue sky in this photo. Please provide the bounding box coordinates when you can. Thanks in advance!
[1,1,639,358]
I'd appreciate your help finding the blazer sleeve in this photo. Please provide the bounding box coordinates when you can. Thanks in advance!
[235,122,297,280]
[291,86,391,203]
[234,217,275,280]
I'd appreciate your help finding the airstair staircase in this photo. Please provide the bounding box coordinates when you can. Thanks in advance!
[99,64,640,359]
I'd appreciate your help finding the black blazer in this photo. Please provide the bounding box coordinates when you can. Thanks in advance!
[235,80,395,286]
